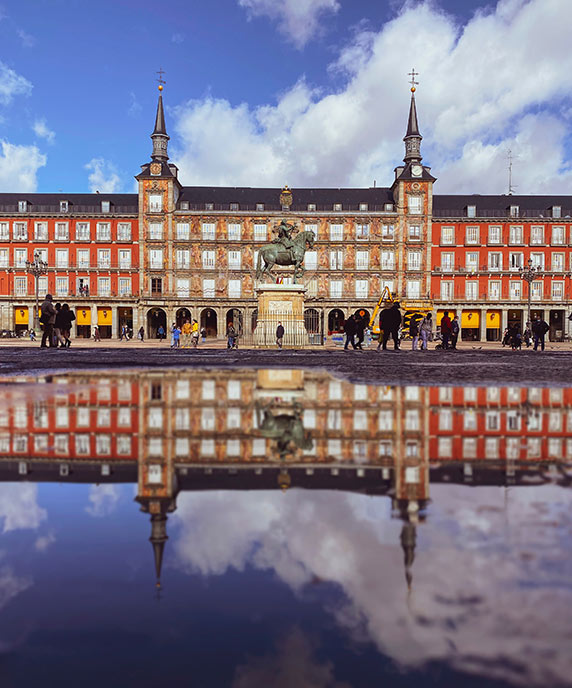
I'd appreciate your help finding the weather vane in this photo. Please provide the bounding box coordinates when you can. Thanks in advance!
[408,68,419,92]
[156,68,166,92]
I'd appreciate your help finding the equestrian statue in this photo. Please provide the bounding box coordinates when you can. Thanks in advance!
[255,220,315,282]
[255,400,313,459]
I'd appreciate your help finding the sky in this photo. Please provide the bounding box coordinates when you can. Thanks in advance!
[1,0,572,195]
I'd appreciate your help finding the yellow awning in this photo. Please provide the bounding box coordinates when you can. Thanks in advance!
[14,306,28,325]
[436,310,456,325]
[487,310,501,328]
[97,307,112,325]
[77,308,91,325]
[461,310,480,328]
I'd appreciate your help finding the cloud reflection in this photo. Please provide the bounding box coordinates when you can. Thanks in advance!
[0,484,46,533]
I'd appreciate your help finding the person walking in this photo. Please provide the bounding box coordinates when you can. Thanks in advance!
[227,322,238,349]
[276,321,285,349]
[180,319,192,348]
[137,326,144,342]
[172,325,181,348]
[170,322,177,348]
[157,325,165,341]
[355,315,366,350]
[532,316,549,351]
[419,313,433,351]
[201,326,207,344]
[344,314,357,350]
[60,303,75,348]
[450,315,460,350]
[29,329,36,342]
[39,294,56,349]
[191,319,199,348]
[523,321,532,347]
[380,303,402,351]
[410,317,420,351]
[93,325,101,342]
[511,324,522,350]
[440,311,452,349]
[53,303,67,348]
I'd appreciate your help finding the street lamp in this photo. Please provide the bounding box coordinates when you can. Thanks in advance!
[25,251,48,331]
[519,258,542,329]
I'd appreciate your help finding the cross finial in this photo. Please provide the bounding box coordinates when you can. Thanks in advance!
[408,68,419,92]
[156,68,166,92]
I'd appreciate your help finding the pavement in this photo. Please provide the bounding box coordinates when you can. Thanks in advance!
[0,339,570,386]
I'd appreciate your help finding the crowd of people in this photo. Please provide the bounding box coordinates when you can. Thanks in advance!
[502,316,550,351]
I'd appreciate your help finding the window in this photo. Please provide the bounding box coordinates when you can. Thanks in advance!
[77,249,89,268]
[176,249,190,269]
[148,194,163,212]
[358,203,368,212]
[228,250,241,270]
[333,203,342,211]
[552,253,564,272]
[34,222,48,241]
[465,281,478,300]
[304,251,317,270]
[464,409,477,430]
[14,248,27,268]
[509,281,521,300]
[408,250,421,270]
[440,281,453,300]
[97,249,110,268]
[552,205,562,218]
[438,227,455,248]
[0,222,8,240]
[466,252,479,272]
[151,277,162,294]
[227,222,241,240]
[439,408,453,430]
[356,251,369,269]
[488,252,502,270]
[307,203,316,211]
[355,280,368,298]
[202,250,215,269]
[101,201,110,213]
[552,226,565,245]
[255,203,264,211]
[509,205,519,217]
[384,203,394,212]
[14,222,27,240]
[98,277,110,296]
[408,195,422,214]
[0,249,8,268]
[149,223,163,240]
[509,252,523,270]
[330,250,343,270]
[76,222,90,241]
[14,276,27,296]
[18,200,27,212]
[228,279,241,298]
[486,411,500,430]
[382,224,394,241]
[438,437,452,457]
[55,249,69,268]
[466,205,476,218]
[378,409,393,430]
[306,278,318,296]
[488,225,501,244]
[202,223,216,240]
[381,251,395,270]
[149,249,163,270]
[552,281,564,300]
[203,279,215,298]
[55,222,69,241]
[406,280,420,299]
[409,224,421,240]
[254,223,267,241]
[176,278,189,297]
[441,252,454,272]
[118,249,131,268]
[175,222,190,240]
[229,202,239,211]
[118,223,131,241]
[96,223,111,241]
[329,223,344,241]
[330,279,343,298]
[118,278,131,296]
[356,223,369,240]
[531,281,543,300]
[509,226,523,244]
[488,280,501,300]
[466,226,479,244]
[530,252,545,270]
[205,202,214,211]
[531,225,544,245]
[463,438,477,458]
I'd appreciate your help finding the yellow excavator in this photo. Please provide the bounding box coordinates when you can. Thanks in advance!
[368,287,432,337]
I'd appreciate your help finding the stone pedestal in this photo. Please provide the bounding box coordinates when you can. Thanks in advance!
[255,283,307,348]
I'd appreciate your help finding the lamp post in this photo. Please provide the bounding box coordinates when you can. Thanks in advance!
[519,258,542,328]
[25,251,48,330]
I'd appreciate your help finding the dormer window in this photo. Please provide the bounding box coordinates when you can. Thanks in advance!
[359,203,368,211]
[18,200,27,213]
[333,203,342,211]
[307,203,316,211]
[101,201,110,213]
[205,203,214,211]
[256,203,265,211]
[384,203,394,212]
[466,205,476,218]
[509,205,519,218]
[552,205,562,218]
[60,201,69,213]
[180,200,189,210]
[229,202,239,211]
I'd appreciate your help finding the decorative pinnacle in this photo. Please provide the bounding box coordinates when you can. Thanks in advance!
[156,67,166,92]
[408,68,419,93]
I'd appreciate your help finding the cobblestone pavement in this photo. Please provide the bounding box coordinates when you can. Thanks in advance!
[0,344,570,386]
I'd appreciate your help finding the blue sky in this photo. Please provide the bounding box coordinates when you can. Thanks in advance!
[1,0,571,194]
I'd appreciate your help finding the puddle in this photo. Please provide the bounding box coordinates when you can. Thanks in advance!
[0,368,571,687]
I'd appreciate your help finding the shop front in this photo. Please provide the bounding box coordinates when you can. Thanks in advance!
[486,310,501,341]
[97,306,112,339]
[76,307,91,339]
[118,307,133,338]
[508,309,523,332]
[14,306,29,335]
[461,310,480,341]
[549,309,564,342]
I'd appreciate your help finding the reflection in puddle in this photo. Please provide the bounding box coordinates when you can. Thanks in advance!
[0,369,571,686]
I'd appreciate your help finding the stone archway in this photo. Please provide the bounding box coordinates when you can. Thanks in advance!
[328,308,345,334]
[226,308,243,335]
[176,307,192,328]
[200,308,218,338]
[147,308,167,339]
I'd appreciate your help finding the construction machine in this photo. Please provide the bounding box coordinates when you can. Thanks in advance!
[368,287,432,337]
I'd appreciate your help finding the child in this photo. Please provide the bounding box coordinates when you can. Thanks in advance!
[172,326,181,348]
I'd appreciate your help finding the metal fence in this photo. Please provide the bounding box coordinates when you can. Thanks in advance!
[232,312,324,348]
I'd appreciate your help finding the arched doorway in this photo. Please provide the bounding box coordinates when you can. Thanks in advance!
[251,308,258,332]
[200,308,218,338]
[328,309,345,334]
[354,308,370,327]
[147,308,167,339]
[226,308,243,335]
[176,308,191,328]
[304,308,323,344]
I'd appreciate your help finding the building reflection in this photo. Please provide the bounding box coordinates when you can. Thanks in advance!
[0,369,570,588]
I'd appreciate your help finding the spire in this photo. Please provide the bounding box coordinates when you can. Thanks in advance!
[150,513,168,590]
[153,94,167,136]
[403,68,422,164]
[151,71,169,162]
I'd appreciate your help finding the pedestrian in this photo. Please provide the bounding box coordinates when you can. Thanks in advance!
[137,326,144,342]
[60,303,75,348]
[511,324,522,350]
[93,325,101,342]
[355,315,365,350]
[157,325,165,341]
[172,325,181,348]
[410,318,420,351]
[53,303,67,348]
[344,314,357,350]
[181,319,192,348]
[227,322,237,349]
[170,322,177,348]
[29,329,36,342]
[120,325,127,341]
[191,319,199,348]
[201,326,207,344]
[380,303,402,351]
[502,327,511,347]
[39,294,56,349]
[523,321,532,347]
[440,311,452,349]
[276,321,285,349]
[419,313,433,350]
[532,316,549,351]
[450,315,460,350]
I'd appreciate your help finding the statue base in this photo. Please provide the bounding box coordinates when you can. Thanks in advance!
[255,283,308,348]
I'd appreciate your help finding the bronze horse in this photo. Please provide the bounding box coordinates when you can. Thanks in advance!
[255,230,315,282]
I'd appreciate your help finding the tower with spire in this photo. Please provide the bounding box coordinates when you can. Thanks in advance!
[403,70,422,165]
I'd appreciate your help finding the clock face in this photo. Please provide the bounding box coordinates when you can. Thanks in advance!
[411,164,423,177]
[150,163,161,176]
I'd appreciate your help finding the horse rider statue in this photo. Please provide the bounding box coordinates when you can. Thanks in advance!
[272,220,297,258]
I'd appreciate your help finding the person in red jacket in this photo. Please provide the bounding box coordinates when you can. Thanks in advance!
[440,311,452,350]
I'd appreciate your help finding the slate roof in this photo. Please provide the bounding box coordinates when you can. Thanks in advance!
[0,193,138,214]
[433,194,572,219]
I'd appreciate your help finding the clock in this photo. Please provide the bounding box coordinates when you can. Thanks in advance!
[150,162,161,176]
[411,164,423,177]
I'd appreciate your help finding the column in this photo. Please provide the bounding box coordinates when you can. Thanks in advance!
[111,306,118,339]
[91,304,98,337]
[479,310,487,342]
[501,308,508,334]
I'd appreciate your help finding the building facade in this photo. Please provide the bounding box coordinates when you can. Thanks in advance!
[0,85,571,340]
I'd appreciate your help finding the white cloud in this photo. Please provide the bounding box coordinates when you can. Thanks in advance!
[17,29,35,48]
[173,0,572,193]
[0,60,32,105]
[32,118,55,144]
[34,531,55,552]
[0,563,32,611]
[0,140,46,191]
[85,157,122,193]
[85,484,121,517]
[128,91,142,117]
[0,483,47,533]
[238,0,340,48]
